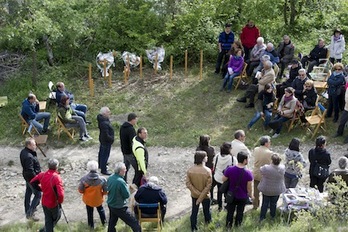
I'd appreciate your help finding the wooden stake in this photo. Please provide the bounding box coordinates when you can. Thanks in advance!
[200,50,203,80]
[170,55,173,80]
[154,53,158,75]
[139,56,143,79]
[103,59,107,80]
[185,50,188,78]
[108,69,112,88]
[124,66,128,84]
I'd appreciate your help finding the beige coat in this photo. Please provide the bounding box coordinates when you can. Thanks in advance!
[258,68,275,92]
[186,164,212,203]
[277,95,297,118]
[231,139,251,157]
[253,146,273,181]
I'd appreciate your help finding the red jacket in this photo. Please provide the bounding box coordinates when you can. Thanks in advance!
[31,170,64,208]
[240,25,260,49]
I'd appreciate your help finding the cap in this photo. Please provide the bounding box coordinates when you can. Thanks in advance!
[225,23,231,28]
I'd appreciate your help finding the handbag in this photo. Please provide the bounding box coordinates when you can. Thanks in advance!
[313,163,330,179]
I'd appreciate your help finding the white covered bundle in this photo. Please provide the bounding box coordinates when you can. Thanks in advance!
[96,51,115,77]
[146,47,165,70]
[121,51,140,68]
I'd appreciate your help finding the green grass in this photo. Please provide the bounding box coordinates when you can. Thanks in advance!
[0,60,338,148]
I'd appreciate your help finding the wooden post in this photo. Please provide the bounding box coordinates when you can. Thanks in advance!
[108,69,112,88]
[154,53,158,74]
[185,50,188,78]
[124,66,128,84]
[103,59,107,80]
[199,50,203,80]
[139,56,143,79]
[170,55,173,80]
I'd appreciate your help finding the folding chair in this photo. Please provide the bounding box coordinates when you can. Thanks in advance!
[20,115,30,135]
[305,104,327,138]
[56,117,76,141]
[27,124,48,157]
[287,100,304,132]
[48,81,56,106]
[137,203,162,232]
[233,63,249,90]
[0,96,8,107]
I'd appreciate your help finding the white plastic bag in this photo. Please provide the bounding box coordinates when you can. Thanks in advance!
[121,51,140,68]
[146,47,165,70]
[96,51,115,77]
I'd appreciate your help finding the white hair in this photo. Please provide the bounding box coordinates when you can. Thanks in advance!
[256,37,264,43]
[148,176,159,185]
[298,68,306,74]
[100,106,110,116]
[267,43,274,49]
[264,60,273,68]
[114,162,126,174]
[87,160,98,171]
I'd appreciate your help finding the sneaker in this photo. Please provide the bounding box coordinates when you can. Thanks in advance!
[79,137,88,141]
[272,133,280,138]
[237,97,247,103]
[27,214,40,221]
[245,103,254,108]
[84,134,93,140]
[101,171,112,176]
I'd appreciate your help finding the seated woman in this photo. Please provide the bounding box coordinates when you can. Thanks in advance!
[269,87,297,138]
[247,83,275,130]
[220,49,244,93]
[222,41,245,78]
[327,156,348,185]
[58,95,92,141]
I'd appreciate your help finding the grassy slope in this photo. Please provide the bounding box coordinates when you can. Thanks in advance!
[0,62,338,148]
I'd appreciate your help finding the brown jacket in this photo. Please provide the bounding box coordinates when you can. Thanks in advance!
[253,146,273,181]
[186,164,212,203]
[258,68,275,92]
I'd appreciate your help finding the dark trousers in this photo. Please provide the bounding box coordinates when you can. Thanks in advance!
[246,61,260,77]
[243,46,252,62]
[24,181,41,217]
[86,205,106,228]
[244,84,258,104]
[190,197,211,231]
[226,198,247,228]
[108,206,141,232]
[278,61,290,78]
[40,205,61,232]
[271,114,290,134]
[337,110,348,135]
[99,143,112,173]
[210,177,217,201]
[123,153,139,184]
[216,182,224,209]
[327,94,340,121]
[329,57,342,64]
[215,50,229,74]
[301,56,318,74]
[260,194,280,220]
[310,175,326,193]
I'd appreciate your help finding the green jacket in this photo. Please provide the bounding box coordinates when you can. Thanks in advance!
[107,173,130,208]
[57,105,76,124]
[132,136,147,174]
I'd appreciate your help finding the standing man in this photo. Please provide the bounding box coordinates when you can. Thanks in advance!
[252,136,273,210]
[21,93,51,134]
[120,112,138,183]
[30,159,64,232]
[132,127,149,187]
[240,20,260,61]
[97,106,114,175]
[107,162,141,232]
[20,137,41,221]
[231,130,251,158]
[215,23,235,74]
[55,82,89,123]
[186,151,212,232]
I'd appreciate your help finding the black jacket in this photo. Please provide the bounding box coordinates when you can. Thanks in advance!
[120,121,136,154]
[135,182,167,214]
[20,147,41,182]
[97,114,114,145]
[303,87,317,109]
[309,45,328,61]
[308,147,331,175]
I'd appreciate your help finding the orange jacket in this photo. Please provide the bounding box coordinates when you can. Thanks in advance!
[78,171,107,207]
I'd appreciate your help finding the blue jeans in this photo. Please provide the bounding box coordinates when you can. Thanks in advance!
[108,206,141,232]
[272,115,290,134]
[222,72,241,91]
[248,110,272,128]
[226,198,247,228]
[30,112,51,133]
[25,181,42,217]
[86,205,106,228]
[260,194,280,221]
[190,197,211,231]
[99,143,112,173]
[40,205,61,232]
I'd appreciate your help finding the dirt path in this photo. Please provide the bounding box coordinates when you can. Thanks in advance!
[0,142,346,228]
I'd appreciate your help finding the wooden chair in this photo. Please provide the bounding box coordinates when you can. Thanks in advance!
[287,100,304,132]
[56,117,76,141]
[27,124,48,157]
[233,63,249,90]
[305,104,327,138]
[20,115,30,135]
[273,63,280,78]
[48,81,57,106]
[137,203,162,232]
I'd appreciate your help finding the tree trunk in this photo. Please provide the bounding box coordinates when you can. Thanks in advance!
[43,35,54,66]
[290,0,296,25]
[283,0,288,25]
[31,50,37,88]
